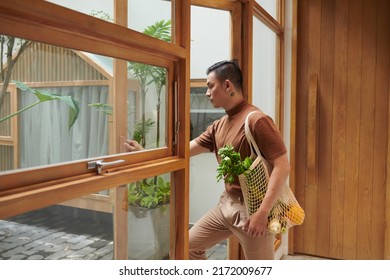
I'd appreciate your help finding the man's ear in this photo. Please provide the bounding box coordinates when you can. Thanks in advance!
[224,79,233,91]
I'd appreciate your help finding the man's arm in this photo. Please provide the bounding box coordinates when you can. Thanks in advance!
[243,152,290,237]
[190,140,209,156]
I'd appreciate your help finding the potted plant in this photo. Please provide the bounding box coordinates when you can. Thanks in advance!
[126,119,171,260]
[126,20,171,259]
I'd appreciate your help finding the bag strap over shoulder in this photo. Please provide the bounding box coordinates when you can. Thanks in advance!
[244,111,263,160]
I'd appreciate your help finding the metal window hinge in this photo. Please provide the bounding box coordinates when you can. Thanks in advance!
[87,159,125,175]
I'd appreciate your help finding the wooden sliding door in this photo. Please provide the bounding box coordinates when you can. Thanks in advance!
[295,0,390,259]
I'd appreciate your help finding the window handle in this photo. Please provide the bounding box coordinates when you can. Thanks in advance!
[87,159,125,175]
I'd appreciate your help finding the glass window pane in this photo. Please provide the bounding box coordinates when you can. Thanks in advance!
[190,6,230,79]
[0,91,11,137]
[18,85,110,168]
[0,171,172,260]
[47,0,114,22]
[253,19,277,120]
[128,0,172,41]
[127,63,168,149]
[190,85,224,140]
[255,0,279,21]
[0,35,168,174]
[0,196,115,260]
[47,0,172,43]
[126,173,171,260]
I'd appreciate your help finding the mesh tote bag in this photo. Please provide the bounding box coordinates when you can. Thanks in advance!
[238,111,305,234]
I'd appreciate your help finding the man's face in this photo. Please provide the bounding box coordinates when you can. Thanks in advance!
[206,71,227,108]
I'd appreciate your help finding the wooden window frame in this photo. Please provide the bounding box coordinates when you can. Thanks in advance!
[0,0,191,260]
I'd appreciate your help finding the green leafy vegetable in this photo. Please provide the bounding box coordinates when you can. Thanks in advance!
[216,145,253,183]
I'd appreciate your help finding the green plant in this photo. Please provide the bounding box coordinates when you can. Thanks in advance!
[132,118,155,145]
[128,176,170,209]
[216,145,253,183]
[128,19,171,148]
[0,81,79,130]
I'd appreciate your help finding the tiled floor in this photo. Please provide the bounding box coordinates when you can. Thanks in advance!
[206,241,228,260]
[206,241,330,260]
[1,207,327,260]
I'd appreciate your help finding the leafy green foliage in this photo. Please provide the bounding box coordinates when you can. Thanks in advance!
[132,119,155,144]
[216,145,253,183]
[143,19,171,42]
[0,81,80,130]
[128,176,170,209]
[127,19,171,148]
[88,103,113,115]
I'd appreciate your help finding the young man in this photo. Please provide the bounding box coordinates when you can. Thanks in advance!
[189,60,290,259]
[124,60,290,259]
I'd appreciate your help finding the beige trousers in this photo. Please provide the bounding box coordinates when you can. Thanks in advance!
[189,191,275,260]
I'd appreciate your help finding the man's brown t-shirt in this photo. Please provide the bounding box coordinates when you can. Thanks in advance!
[194,100,287,198]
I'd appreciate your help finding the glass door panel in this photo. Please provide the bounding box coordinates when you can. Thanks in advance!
[255,0,280,21]
[190,6,230,79]
[253,20,278,121]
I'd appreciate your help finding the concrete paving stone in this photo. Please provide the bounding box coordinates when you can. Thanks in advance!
[0,238,30,251]
[19,229,53,244]
[66,246,96,259]
[47,231,67,240]
[67,234,89,244]
[27,255,44,260]
[101,252,114,260]
[46,248,74,260]
[42,243,67,253]
[68,238,94,250]
[2,231,32,243]
[0,233,10,242]
[0,220,9,229]
[90,239,110,249]
[22,246,42,256]
[94,243,114,256]
[85,254,100,260]
[9,254,26,260]
[51,237,69,246]
[23,239,46,250]
[28,243,54,253]
[1,208,116,260]
[1,244,26,258]
[31,232,63,246]
[61,233,78,241]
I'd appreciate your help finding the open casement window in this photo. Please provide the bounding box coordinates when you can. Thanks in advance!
[0,0,190,260]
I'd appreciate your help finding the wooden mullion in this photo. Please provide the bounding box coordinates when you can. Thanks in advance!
[253,1,284,35]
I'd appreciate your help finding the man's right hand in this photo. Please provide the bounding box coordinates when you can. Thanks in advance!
[124,139,143,152]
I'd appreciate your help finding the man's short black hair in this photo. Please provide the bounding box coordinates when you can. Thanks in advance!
[206,60,242,91]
